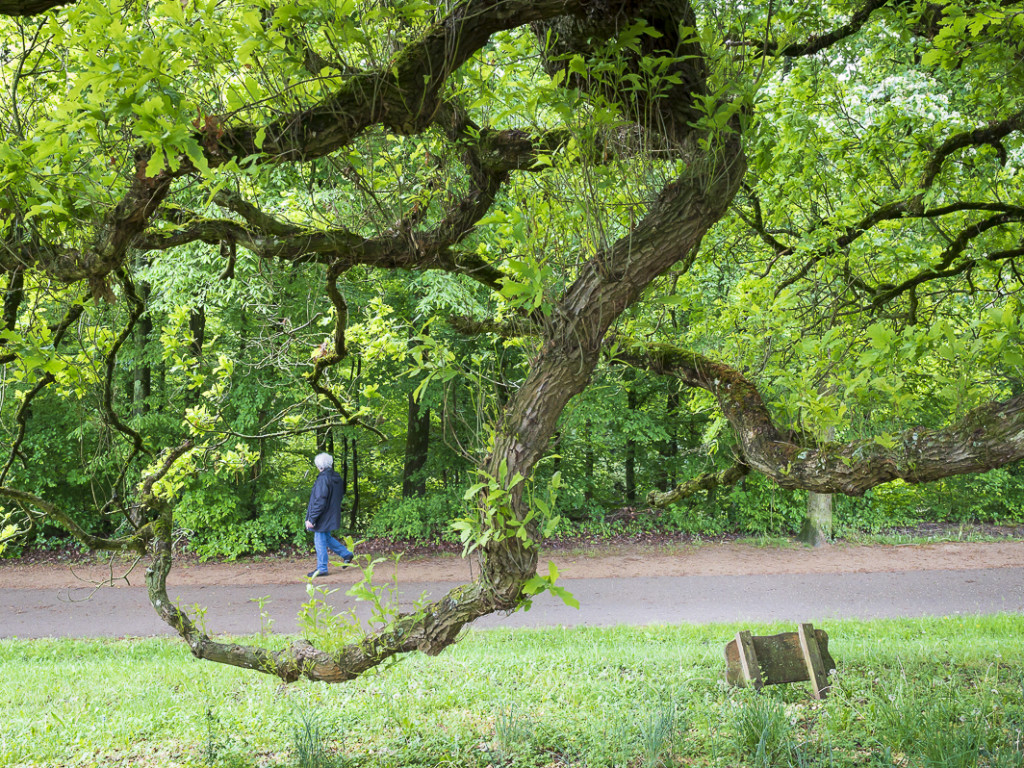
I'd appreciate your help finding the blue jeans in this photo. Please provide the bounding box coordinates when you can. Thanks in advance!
[313,531,352,573]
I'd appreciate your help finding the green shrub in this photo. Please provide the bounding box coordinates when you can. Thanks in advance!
[365,490,463,541]
[177,479,306,559]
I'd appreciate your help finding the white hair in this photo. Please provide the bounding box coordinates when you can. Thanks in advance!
[314,453,334,471]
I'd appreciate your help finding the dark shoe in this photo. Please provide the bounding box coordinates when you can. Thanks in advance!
[307,569,328,578]
[342,555,354,567]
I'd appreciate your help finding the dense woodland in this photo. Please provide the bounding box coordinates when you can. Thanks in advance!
[1,0,1023,680]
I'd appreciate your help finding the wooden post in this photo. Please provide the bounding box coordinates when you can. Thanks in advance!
[798,623,830,699]
[736,630,764,689]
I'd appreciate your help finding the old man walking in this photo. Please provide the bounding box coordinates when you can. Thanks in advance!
[305,452,353,578]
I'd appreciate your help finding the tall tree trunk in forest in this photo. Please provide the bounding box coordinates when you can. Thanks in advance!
[133,280,152,417]
[187,306,205,407]
[3,268,23,331]
[584,418,595,504]
[351,437,360,525]
[402,390,430,498]
[341,437,357,529]
[625,385,638,504]
[657,389,679,492]
[316,427,333,454]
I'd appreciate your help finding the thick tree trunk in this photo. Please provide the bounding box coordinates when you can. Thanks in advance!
[351,437,360,524]
[584,419,595,504]
[147,128,745,685]
[800,425,834,545]
[656,390,679,492]
[133,281,152,418]
[3,269,23,331]
[402,391,430,498]
[801,492,833,547]
[186,306,205,406]
[138,0,748,683]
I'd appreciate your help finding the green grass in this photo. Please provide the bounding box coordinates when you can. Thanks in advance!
[2,616,1023,767]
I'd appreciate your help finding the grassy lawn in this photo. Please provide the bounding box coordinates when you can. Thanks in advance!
[1,616,1022,767]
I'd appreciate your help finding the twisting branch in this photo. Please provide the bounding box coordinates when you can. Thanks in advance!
[870,222,1024,307]
[772,111,1024,296]
[212,191,302,237]
[616,338,1024,495]
[203,0,585,166]
[303,266,385,441]
[0,0,73,16]
[0,486,147,553]
[141,109,582,291]
[775,0,891,57]
[141,206,509,290]
[725,0,891,57]
[647,463,750,508]
[0,300,84,367]
[0,371,54,485]
[101,270,149,461]
[920,110,1024,190]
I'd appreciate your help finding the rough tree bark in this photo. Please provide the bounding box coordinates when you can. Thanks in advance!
[402,390,430,498]
[0,0,72,16]
[620,342,1024,495]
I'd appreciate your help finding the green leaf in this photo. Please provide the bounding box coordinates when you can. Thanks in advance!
[146,152,166,177]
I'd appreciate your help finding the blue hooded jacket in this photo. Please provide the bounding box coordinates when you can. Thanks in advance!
[305,468,345,532]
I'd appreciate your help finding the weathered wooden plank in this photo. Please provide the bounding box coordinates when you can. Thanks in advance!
[798,623,830,699]
[736,630,764,689]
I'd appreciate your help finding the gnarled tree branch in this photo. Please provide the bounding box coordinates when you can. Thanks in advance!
[0,0,72,16]
[619,339,1024,495]
[647,462,751,508]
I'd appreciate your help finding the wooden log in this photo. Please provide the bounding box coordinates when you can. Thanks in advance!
[725,627,835,693]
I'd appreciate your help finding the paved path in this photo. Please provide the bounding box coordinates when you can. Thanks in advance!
[3,567,1023,638]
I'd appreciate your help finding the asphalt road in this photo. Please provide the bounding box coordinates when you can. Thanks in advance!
[3,567,1023,639]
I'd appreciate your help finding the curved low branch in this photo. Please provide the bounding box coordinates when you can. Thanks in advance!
[0,487,147,553]
[145,519,535,683]
[647,463,750,507]
[619,340,1024,495]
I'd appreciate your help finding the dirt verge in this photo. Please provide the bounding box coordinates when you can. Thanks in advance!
[2,536,1023,589]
